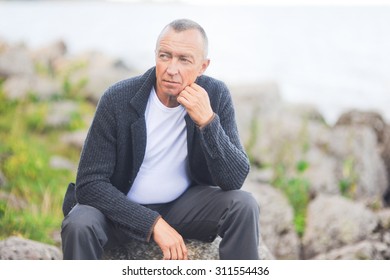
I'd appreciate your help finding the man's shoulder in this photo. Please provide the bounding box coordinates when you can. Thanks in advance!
[197,74,227,89]
[196,74,230,103]
[102,67,155,102]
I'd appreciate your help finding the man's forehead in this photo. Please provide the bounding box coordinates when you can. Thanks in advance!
[157,29,204,54]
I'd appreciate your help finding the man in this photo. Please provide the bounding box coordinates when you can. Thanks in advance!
[61,19,260,260]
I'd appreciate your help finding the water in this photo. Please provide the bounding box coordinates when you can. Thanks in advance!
[1,1,389,124]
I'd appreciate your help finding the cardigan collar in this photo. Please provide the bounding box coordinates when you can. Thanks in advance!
[130,67,156,117]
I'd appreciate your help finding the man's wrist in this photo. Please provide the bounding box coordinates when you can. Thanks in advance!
[198,112,215,129]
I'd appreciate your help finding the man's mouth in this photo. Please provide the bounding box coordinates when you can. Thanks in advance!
[163,80,180,84]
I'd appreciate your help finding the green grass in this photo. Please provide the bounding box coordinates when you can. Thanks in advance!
[0,83,93,245]
[272,160,310,237]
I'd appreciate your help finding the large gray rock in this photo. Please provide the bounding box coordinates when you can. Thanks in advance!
[32,40,67,75]
[335,110,388,145]
[230,82,283,151]
[0,44,34,78]
[243,178,300,259]
[335,110,390,204]
[60,130,88,150]
[0,236,62,260]
[329,126,388,206]
[45,101,79,128]
[312,240,389,260]
[62,51,134,103]
[302,195,379,259]
[3,75,61,100]
[104,236,274,260]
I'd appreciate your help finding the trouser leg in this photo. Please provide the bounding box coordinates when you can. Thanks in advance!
[61,204,126,260]
[161,186,260,260]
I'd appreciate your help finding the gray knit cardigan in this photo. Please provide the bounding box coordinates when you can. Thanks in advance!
[67,67,250,242]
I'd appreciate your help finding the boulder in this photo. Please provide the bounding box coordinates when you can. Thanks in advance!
[328,126,388,206]
[312,240,388,260]
[104,236,274,260]
[335,110,390,204]
[45,101,79,128]
[230,82,282,151]
[3,75,61,100]
[0,236,62,260]
[302,195,378,259]
[335,109,388,145]
[243,178,300,259]
[49,155,76,171]
[0,43,34,78]
[60,130,88,150]
[59,51,134,103]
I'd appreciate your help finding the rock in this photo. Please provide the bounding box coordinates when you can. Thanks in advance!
[60,130,88,150]
[3,75,61,100]
[302,147,339,196]
[336,110,390,204]
[49,156,76,171]
[0,43,34,78]
[0,236,62,260]
[0,170,7,188]
[302,195,379,259]
[382,125,390,204]
[378,209,390,229]
[312,240,388,260]
[0,192,28,211]
[45,101,78,128]
[61,51,134,103]
[230,82,282,150]
[243,178,300,259]
[335,109,388,144]
[329,126,388,206]
[104,236,274,260]
[32,40,67,75]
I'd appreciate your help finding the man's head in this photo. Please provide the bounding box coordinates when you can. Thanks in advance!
[155,19,210,107]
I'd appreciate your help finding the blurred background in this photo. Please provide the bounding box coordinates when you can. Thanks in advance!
[1,0,390,260]
[1,0,389,123]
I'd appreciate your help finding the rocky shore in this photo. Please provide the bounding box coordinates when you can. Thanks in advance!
[0,39,389,260]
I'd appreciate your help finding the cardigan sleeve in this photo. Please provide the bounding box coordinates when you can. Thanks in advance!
[198,82,250,190]
[75,91,160,242]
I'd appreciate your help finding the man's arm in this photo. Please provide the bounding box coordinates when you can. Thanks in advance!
[178,81,250,190]
[75,91,160,242]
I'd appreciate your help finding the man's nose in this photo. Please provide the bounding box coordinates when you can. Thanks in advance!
[166,61,179,76]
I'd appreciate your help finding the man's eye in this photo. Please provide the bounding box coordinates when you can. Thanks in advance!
[180,57,191,63]
[159,54,170,60]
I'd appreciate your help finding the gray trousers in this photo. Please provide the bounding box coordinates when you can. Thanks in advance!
[61,185,260,260]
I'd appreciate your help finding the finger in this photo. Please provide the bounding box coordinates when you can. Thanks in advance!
[162,247,171,260]
[189,83,203,91]
[176,241,184,260]
[181,241,188,260]
[184,85,198,95]
[170,245,179,260]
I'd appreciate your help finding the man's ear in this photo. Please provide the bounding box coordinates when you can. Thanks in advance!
[198,59,210,76]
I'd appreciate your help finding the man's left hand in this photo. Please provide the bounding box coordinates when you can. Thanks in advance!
[177,83,214,128]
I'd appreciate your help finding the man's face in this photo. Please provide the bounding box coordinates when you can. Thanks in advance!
[155,28,210,106]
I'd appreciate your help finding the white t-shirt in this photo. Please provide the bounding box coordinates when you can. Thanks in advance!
[127,87,191,204]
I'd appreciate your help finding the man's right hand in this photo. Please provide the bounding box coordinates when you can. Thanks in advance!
[152,217,188,260]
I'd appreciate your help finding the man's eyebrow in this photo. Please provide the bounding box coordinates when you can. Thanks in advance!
[179,53,195,60]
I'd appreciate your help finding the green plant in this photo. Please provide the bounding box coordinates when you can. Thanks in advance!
[339,157,358,198]
[0,84,81,244]
[273,160,310,237]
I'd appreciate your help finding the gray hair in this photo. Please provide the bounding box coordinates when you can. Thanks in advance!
[157,19,209,58]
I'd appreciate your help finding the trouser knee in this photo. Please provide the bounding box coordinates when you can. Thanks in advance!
[61,204,109,249]
[229,190,260,220]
